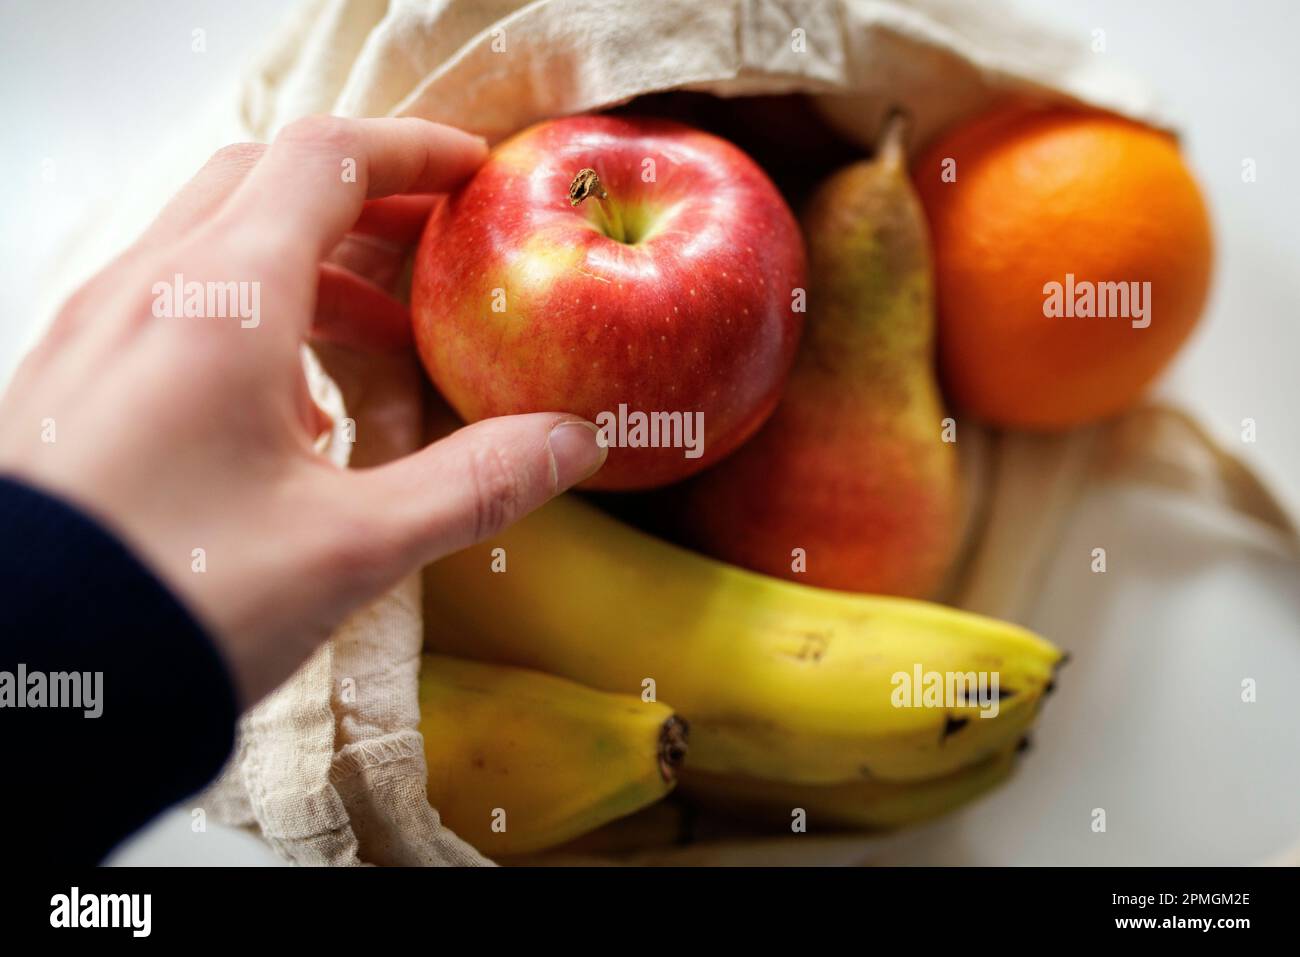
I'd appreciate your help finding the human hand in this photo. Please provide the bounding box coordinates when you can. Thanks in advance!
[0,116,606,708]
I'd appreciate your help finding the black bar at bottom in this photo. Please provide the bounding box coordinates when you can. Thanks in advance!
[2,865,1280,942]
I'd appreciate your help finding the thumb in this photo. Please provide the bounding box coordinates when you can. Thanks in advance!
[357,412,607,567]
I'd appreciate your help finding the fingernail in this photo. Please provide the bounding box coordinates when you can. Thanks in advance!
[548,420,607,490]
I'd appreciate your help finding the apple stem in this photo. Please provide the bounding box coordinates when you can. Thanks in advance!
[568,168,625,242]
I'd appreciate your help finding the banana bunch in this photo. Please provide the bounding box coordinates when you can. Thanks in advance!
[423,492,1062,797]
[418,654,687,856]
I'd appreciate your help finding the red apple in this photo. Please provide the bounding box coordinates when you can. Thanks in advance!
[411,114,806,490]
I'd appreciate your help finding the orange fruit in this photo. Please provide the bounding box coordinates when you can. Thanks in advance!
[913,106,1213,429]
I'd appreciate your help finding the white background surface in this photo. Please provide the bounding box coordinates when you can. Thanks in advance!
[1,0,1297,866]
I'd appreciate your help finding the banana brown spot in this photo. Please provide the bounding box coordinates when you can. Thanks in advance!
[941,714,969,740]
[658,716,690,782]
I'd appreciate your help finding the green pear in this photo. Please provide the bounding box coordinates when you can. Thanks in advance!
[677,115,962,597]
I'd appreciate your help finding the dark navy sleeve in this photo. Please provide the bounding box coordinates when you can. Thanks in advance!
[0,476,238,865]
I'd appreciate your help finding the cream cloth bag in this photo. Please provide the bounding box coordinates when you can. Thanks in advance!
[41,0,1299,865]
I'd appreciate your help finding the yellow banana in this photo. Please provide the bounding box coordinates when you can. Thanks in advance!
[516,750,1016,862]
[423,494,1062,785]
[529,747,1016,859]
[681,746,1019,831]
[418,654,688,856]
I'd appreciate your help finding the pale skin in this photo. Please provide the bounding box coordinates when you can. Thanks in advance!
[0,116,606,708]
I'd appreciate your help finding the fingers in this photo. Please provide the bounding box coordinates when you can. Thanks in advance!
[118,132,455,364]
[355,413,607,569]
[119,126,463,356]
[141,142,267,246]
[313,263,413,352]
[144,146,438,255]
[326,233,410,290]
[219,116,486,264]
[351,194,441,246]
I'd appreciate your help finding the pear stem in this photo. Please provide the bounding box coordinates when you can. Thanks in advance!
[568,168,625,242]
[876,109,910,170]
